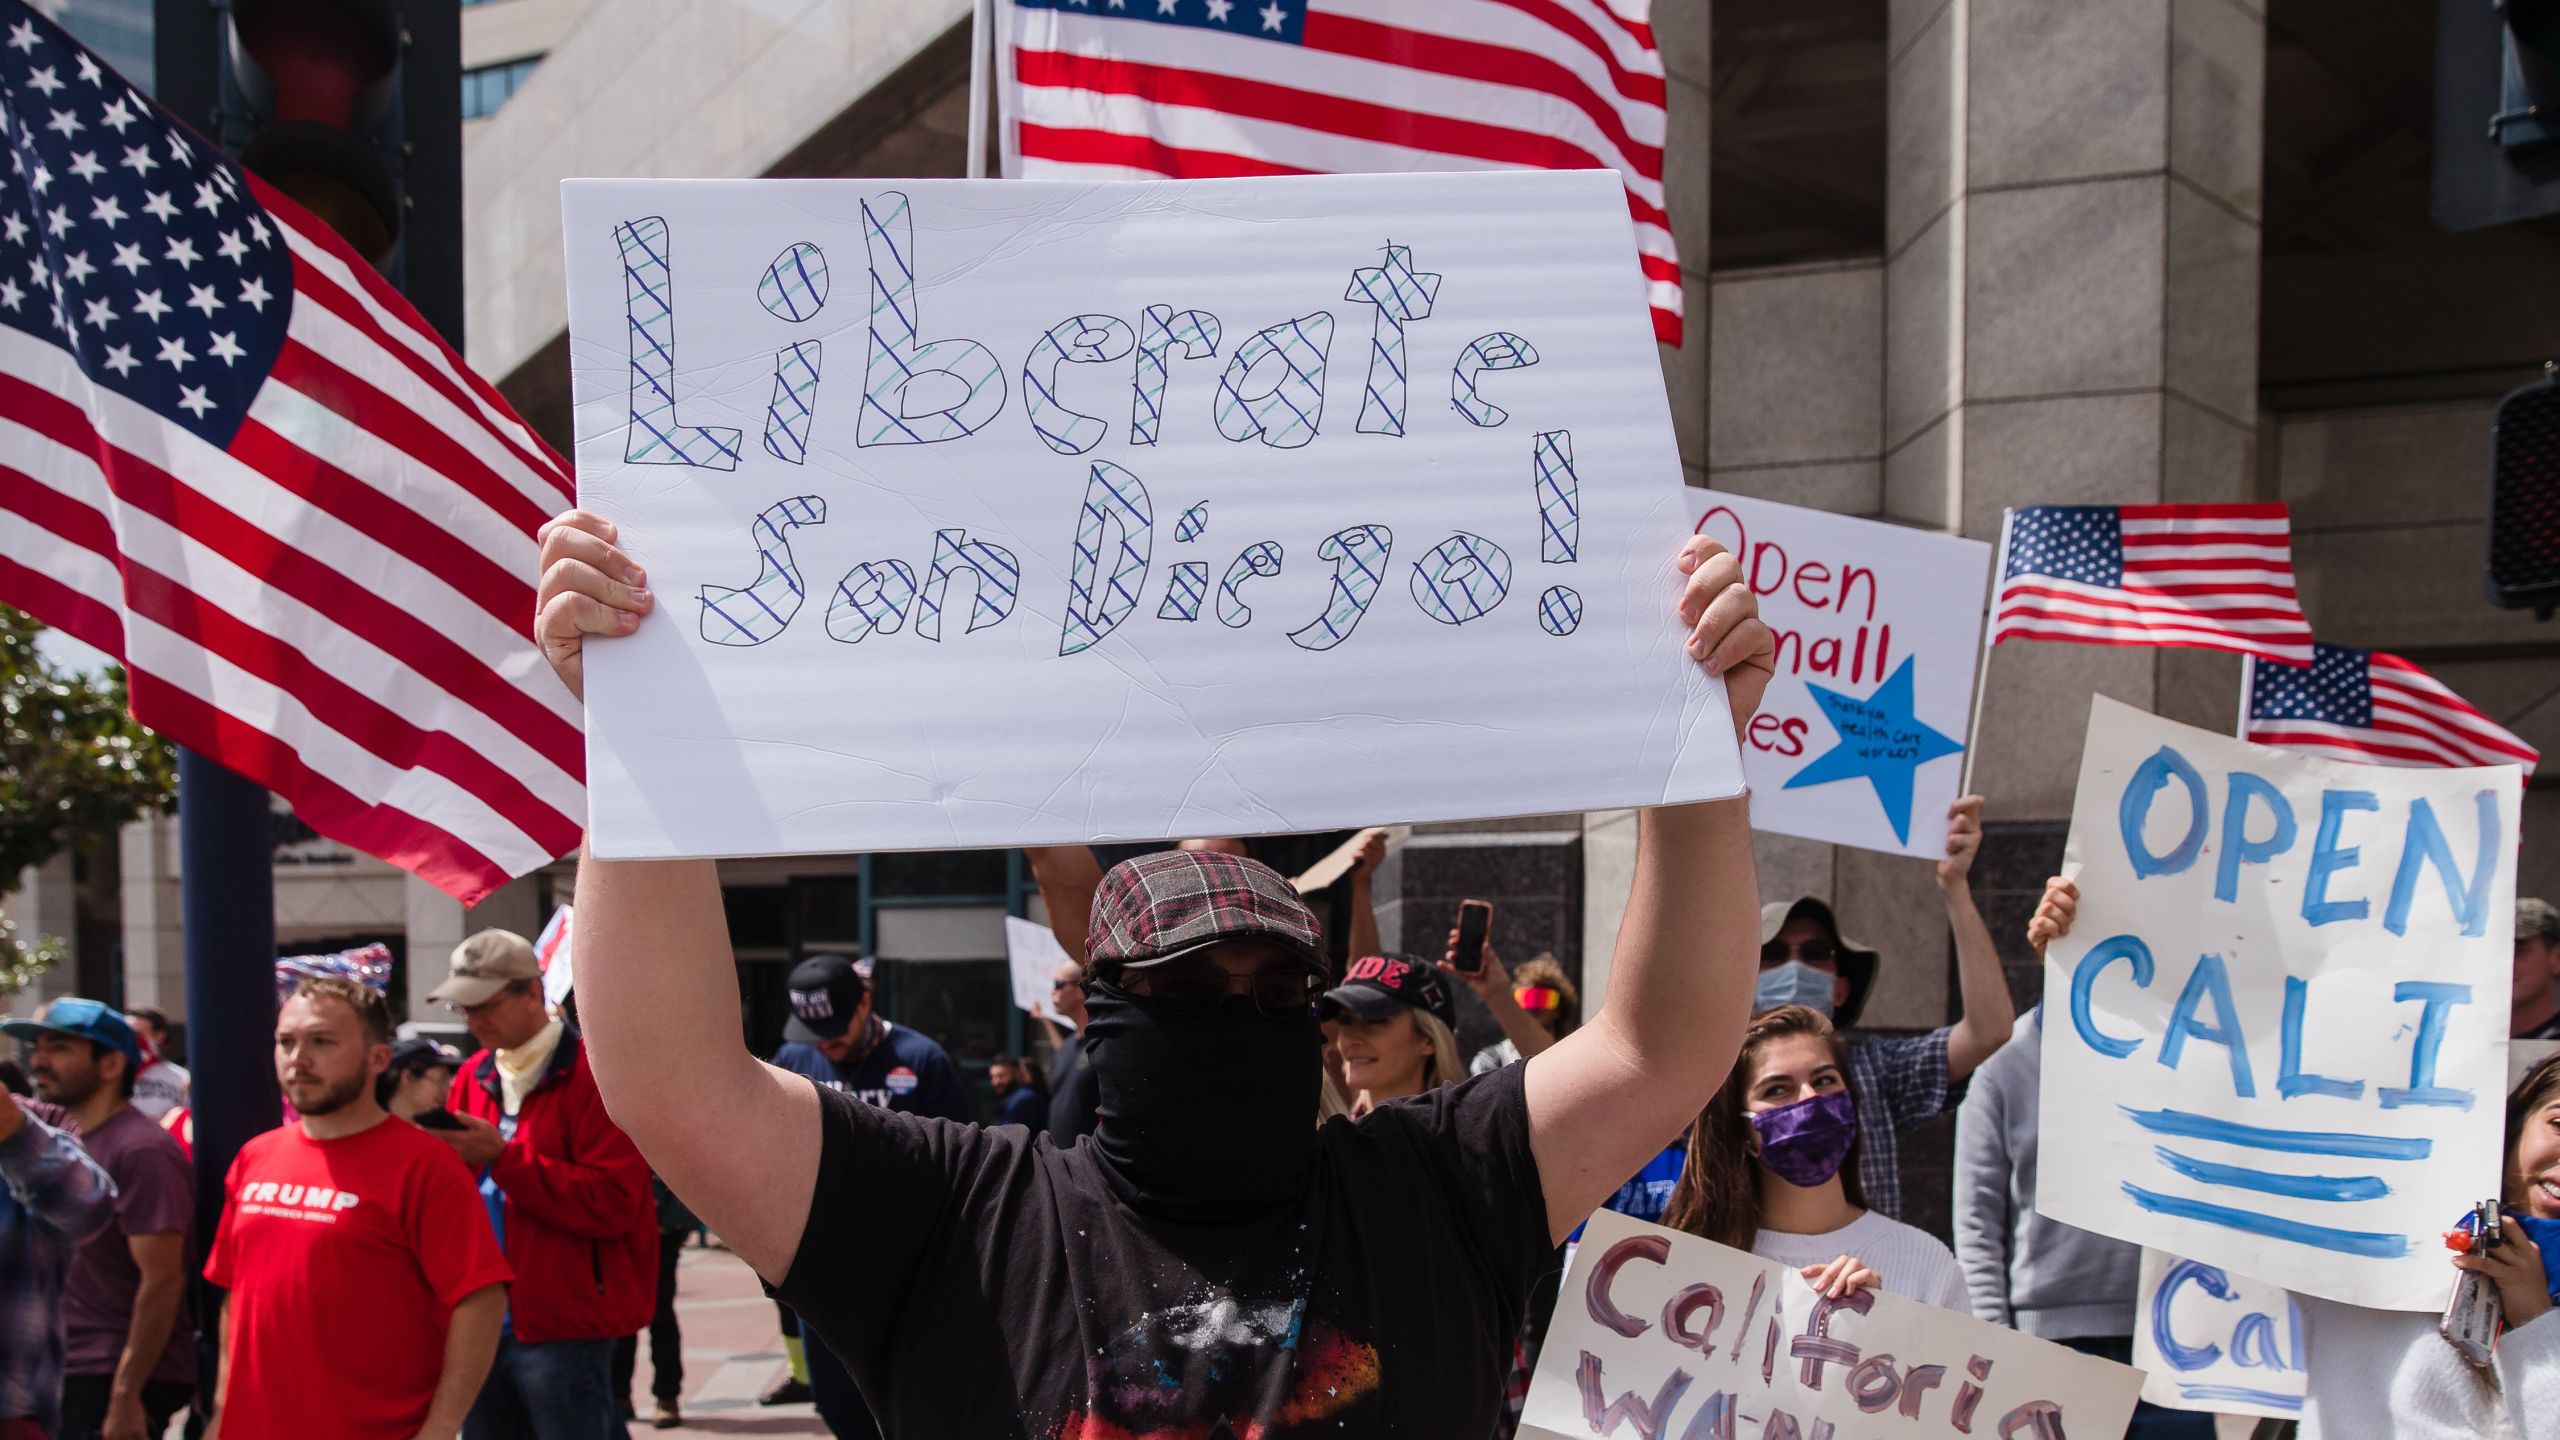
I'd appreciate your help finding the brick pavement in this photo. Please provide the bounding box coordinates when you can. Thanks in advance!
[630,1240,830,1435]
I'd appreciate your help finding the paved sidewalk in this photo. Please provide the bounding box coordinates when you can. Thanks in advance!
[633,1240,829,1435]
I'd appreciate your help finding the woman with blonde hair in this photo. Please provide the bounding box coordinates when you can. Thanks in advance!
[1318,953,1466,1117]
[1662,1003,1967,1307]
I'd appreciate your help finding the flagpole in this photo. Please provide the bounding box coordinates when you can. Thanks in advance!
[2235,654,2256,739]
[966,0,993,179]
[1958,509,2014,798]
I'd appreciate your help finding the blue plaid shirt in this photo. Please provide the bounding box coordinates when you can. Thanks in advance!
[1847,1027,1953,1219]
[1,1100,118,1429]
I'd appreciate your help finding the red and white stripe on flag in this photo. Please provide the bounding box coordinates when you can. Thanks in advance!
[0,5,581,905]
[2249,647,2541,776]
[1000,0,1685,345]
[1989,503,2318,668]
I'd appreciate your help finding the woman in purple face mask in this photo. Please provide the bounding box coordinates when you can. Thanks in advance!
[1661,1005,1969,1309]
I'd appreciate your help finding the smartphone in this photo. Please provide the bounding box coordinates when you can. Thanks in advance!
[1452,899,1493,974]
[411,1107,466,1131]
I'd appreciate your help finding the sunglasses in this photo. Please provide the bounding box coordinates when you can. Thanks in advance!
[1513,985,1561,1012]
[1051,977,1082,991]
[1759,939,1838,966]
[1113,961,1324,1018]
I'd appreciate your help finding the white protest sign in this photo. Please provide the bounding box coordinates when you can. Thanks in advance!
[536,905,574,1008]
[1005,916,1072,1027]
[2133,1248,2305,1419]
[560,173,1736,860]
[1688,492,1991,857]
[1521,1209,2142,1440]
[2039,697,2521,1311]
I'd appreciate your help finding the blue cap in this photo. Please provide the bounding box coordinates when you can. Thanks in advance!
[0,997,144,1070]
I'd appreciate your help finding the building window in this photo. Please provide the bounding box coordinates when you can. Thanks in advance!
[461,56,540,120]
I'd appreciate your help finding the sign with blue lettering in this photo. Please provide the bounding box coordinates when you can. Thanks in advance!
[2038,698,2522,1311]
[2132,1248,2305,1418]
[560,173,1740,859]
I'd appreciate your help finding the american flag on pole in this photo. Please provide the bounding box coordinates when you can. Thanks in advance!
[0,2,582,905]
[2248,643,2540,775]
[1000,0,1685,345]
[1989,503,2317,667]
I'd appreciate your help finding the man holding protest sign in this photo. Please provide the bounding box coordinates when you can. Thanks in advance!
[532,509,1773,1438]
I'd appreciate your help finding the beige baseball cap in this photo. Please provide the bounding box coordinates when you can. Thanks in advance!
[428,929,541,1007]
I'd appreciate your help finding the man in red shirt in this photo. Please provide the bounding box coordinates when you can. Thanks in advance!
[432,930,656,1440]
[204,977,511,1440]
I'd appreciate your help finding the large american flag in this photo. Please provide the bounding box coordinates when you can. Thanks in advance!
[0,2,581,905]
[1990,503,2317,667]
[1001,0,1684,344]
[2248,643,2540,775]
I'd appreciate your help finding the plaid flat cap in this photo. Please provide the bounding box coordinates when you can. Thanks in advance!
[1088,850,1328,976]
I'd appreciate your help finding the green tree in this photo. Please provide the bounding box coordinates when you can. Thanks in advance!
[0,606,176,993]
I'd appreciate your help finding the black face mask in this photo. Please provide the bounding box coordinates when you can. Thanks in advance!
[1081,979,1323,1224]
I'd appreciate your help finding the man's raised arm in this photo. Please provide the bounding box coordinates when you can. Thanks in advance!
[537,510,819,1284]
[1523,534,1772,1244]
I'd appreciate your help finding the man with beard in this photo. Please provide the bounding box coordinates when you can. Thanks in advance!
[202,978,511,1440]
[2,999,195,1440]
[532,510,1773,1437]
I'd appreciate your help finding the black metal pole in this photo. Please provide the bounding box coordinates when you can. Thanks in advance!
[177,748,278,1307]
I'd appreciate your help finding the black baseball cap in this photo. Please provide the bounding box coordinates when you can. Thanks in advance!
[784,953,871,1044]
[387,1037,462,1076]
[1320,953,1457,1031]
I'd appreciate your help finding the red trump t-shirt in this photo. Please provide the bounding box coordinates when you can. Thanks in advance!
[205,1116,512,1438]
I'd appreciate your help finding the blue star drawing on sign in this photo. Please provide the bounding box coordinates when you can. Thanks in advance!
[1782,657,1964,844]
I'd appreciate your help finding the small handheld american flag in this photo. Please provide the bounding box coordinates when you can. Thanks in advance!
[0,1,581,904]
[1989,503,2317,668]
[1001,0,1685,345]
[2247,643,2539,776]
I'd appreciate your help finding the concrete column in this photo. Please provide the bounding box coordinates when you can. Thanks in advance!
[116,814,186,1013]
[403,873,545,1027]
[1886,0,2267,823]
[402,877,466,1029]
[1581,0,1712,1006]
[7,853,83,1007]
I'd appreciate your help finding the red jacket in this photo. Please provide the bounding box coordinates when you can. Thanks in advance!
[446,1027,656,1342]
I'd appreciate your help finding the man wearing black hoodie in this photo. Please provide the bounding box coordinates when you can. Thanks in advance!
[530,510,1773,1438]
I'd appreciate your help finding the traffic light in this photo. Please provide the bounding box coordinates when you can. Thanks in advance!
[2494,0,2560,151]
[227,0,401,256]
[2489,364,2560,620]
[2435,0,2560,231]
[152,0,464,342]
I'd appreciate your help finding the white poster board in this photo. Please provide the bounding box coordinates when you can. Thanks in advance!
[2134,1248,2306,1419]
[536,905,574,1008]
[1521,1210,2142,1440]
[2038,698,2521,1311]
[561,173,1737,860]
[1689,492,1991,857]
[1005,916,1072,1027]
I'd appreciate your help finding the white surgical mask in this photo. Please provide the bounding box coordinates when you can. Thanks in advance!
[1753,959,1836,1018]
